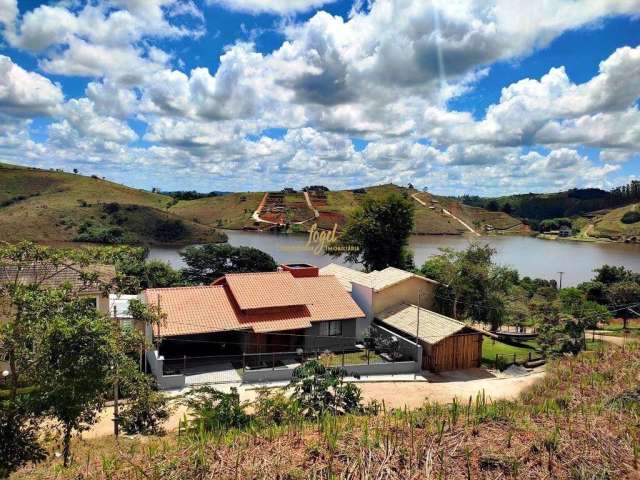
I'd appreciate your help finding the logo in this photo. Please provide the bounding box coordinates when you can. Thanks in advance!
[279,223,360,255]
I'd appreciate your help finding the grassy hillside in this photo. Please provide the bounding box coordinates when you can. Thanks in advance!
[588,203,640,241]
[0,164,225,245]
[15,344,639,479]
[169,183,524,235]
[0,163,523,241]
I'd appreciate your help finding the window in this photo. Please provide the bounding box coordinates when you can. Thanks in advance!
[319,320,342,337]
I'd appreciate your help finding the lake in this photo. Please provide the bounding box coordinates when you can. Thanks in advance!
[148,230,640,287]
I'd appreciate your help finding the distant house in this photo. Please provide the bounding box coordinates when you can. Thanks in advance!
[0,263,116,373]
[319,263,438,337]
[558,226,572,237]
[0,263,115,315]
[144,264,365,360]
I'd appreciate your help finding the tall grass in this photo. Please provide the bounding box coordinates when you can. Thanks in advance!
[15,343,640,479]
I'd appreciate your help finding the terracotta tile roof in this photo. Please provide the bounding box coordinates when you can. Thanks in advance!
[144,273,364,337]
[298,275,366,321]
[0,263,115,293]
[225,271,306,310]
[376,303,475,345]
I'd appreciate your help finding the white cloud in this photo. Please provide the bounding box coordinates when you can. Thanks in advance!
[206,0,337,15]
[0,55,63,117]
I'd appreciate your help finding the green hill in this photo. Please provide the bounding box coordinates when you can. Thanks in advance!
[0,164,226,246]
[0,163,524,243]
[586,203,640,241]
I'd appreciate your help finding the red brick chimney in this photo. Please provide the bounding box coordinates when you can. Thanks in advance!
[279,264,319,278]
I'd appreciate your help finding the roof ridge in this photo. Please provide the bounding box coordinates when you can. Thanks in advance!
[225,271,290,277]
[145,285,223,292]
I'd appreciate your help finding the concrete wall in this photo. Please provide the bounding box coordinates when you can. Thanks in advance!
[373,323,423,365]
[372,278,436,315]
[304,319,357,351]
[146,350,186,390]
[242,360,418,384]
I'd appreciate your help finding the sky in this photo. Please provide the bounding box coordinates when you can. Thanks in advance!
[0,0,639,196]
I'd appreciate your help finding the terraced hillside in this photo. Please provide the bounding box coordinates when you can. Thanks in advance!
[0,164,225,245]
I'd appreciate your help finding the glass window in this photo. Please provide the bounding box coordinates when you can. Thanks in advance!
[320,321,342,336]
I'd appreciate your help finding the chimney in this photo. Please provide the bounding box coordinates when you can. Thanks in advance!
[279,264,319,278]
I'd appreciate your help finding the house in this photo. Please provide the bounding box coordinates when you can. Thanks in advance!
[320,264,484,371]
[0,263,116,373]
[109,293,143,331]
[0,263,115,316]
[558,226,572,237]
[319,263,438,337]
[143,264,365,361]
[376,304,483,371]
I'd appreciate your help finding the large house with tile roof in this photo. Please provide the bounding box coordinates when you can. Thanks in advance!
[144,264,366,359]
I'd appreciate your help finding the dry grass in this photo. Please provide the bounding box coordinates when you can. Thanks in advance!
[16,344,640,479]
[591,203,640,240]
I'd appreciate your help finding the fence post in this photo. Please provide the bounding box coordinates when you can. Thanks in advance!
[183,355,186,372]
[528,352,531,363]
[342,350,345,367]
[242,353,245,372]
[367,349,370,365]
[495,354,498,369]
[272,352,275,371]
[513,353,516,365]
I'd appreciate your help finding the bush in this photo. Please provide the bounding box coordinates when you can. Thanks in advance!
[119,381,171,436]
[153,219,186,242]
[253,388,300,427]
[102,202,121,214]
[621,211,640,224]
[183,386,249,432]
[74,222,125,244]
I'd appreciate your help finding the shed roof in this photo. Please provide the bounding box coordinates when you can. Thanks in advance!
[376,303,472,345]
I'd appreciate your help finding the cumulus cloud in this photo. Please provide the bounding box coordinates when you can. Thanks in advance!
[206,0,338,15]
[0,55,63,117]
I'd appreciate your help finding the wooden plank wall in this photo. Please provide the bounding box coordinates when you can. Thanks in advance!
[422,332,483,371]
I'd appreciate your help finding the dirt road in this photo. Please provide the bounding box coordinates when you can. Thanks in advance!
[358,368,544,408]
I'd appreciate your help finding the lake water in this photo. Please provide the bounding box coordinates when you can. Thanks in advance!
[148,230,640,287]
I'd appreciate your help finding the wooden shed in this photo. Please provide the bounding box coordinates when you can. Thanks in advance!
[376,303,483,371]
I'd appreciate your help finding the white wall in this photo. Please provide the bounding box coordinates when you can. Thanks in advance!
[351,283,374,338]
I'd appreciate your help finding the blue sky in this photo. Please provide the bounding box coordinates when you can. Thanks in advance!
[0,0,639,195]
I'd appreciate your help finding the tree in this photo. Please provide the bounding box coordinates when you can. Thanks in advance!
[501,202,514,215]
[593,265,634,285]
[485,200,500,212]
[0,401,46,477]
[180,244,277,284]
[559,287,611,329]
[607,281,640,329]
[118,371,171,435]
[338,192,414,272]
[419,244,512,330]
[538,313,586,355]
[33,300,125,467]
[288,359,361,418]
[183,386,249,432]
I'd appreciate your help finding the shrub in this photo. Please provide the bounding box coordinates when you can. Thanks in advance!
[183,386,249,432]
[253,388,300,426]
[289,360,362,418]
[621,211,640,224]
[102,202,121,215]
[74,222,125,244]
[119,380,172,436]
[153,219,186,242]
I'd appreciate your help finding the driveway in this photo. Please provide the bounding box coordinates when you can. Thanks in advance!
[357,367,545,408]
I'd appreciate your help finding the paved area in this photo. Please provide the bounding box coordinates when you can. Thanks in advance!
[184,362,242,385]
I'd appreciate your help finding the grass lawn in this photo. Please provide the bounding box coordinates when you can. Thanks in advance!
[323,350,384,367]
[482,338,536,366]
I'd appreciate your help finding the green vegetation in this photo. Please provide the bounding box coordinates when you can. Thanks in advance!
[14,345,640,479]
[481,339,534,365]
[622,210,640,224]
[339,191,415,271]
[180,243,278,284]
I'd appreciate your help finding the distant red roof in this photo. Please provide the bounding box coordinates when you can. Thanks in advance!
[145,273,364,337]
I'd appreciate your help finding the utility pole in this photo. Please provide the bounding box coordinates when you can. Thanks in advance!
[414,291,423,379]
[558,271,565,290]
[112,305,120,439]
